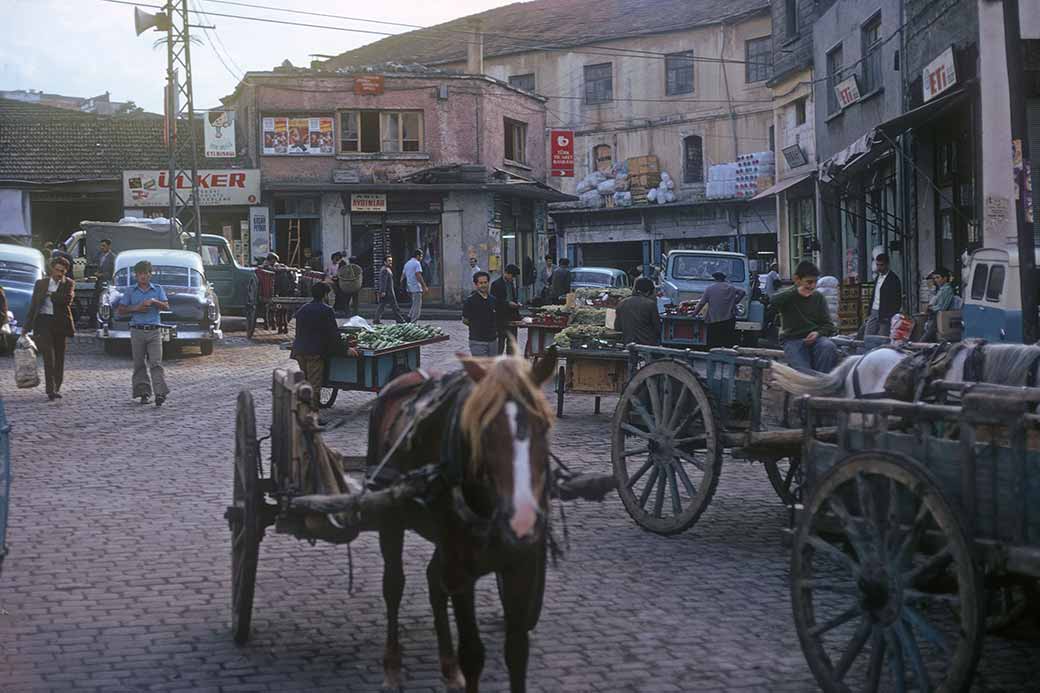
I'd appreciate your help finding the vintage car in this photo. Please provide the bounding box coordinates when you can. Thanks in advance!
[97,249,222,355]
[0,243,47,352]
[657,249,765,338]
[569,266,631,290]
[185,234,257,320]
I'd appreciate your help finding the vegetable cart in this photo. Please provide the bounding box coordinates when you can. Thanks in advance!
[555,346,629,417]
[515,316,570,359]
[788,382,1040,692]
[660,313,707,348]
[610,344,823,535]
[318,323,449,408]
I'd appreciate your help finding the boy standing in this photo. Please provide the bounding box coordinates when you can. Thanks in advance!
[116,260,170,405]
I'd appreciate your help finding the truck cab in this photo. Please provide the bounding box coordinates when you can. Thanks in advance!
[185,234,257,318]
[962,247,1040,343]
[658,250,765,335]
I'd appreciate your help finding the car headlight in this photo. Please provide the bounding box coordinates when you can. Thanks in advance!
[207,302,218,321]
[736,302,747,317]
[99,302,111,319]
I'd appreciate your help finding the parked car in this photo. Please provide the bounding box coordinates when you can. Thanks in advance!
[962,246,1040,343]
[570,267,631,290]
[97,249,222,356]
[0,243,46,352]
[657,249,765,340]
[186,234,257,321]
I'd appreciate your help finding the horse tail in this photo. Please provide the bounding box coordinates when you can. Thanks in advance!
[769,356,862,397]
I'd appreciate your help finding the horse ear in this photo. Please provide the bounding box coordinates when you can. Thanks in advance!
[459,355,487,382]
[531,345,558,386]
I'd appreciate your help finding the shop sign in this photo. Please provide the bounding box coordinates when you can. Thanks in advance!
[333,168,360,184]
[353,76,384,95]
[262,116,334,155]
[550,130,575,177]
[249,206,270,261]
[834,76,861,110]
[781,144,808,170]
[204,111,236,158]
[923,47,957,103]
[351,193,387,212]
[122,169,260,207]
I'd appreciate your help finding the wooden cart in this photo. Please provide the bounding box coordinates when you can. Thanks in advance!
[554,346,629,417]
[318,334,450,408]
[660,313,708,348]
[515,320,569,359]
[789,382,1040,692]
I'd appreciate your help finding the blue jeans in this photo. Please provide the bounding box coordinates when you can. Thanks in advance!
[783,336,839,374]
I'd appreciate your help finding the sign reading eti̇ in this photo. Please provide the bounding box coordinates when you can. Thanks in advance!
[123,169,260,207]
[551,130,575,177]
[923,47,957,103]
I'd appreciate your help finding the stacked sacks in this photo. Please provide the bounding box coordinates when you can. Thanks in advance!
[816,275,841,323]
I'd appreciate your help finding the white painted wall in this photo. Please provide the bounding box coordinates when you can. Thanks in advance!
[978,0,1017,249]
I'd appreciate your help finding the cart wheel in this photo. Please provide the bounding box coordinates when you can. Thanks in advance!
[611,359,721,535]
[495,537,546,631]
[556,365,565,418]
[229,390,262,644]
[791,451,983,693]
[319,386,339,409]
[765,456,803,506]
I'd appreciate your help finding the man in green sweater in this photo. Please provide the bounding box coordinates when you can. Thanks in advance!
[770,260,839,373]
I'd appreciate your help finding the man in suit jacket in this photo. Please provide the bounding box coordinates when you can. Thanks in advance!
[24,256,76,400]
[490,264,522,354]
[864,253,902,337]
[291,282,349,410]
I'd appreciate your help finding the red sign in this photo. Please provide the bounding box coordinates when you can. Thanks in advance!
[550,130,574,177]
[353,76,385,95]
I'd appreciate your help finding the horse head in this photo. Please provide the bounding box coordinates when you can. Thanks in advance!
[454,348,557,545]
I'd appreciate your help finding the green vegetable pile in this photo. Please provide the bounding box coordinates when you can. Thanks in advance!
[553,325,622,350]
[574,287,632,303]
[354,323,445,351]
[570,307,607,326]
[535,305,572,315]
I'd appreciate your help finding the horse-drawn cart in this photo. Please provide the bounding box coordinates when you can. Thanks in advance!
[789,382,1040,691]
[554,346,629,417]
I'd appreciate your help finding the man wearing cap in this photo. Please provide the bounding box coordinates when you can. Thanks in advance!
[691,272,747,349]
[615,277,661,346]
[116,260,170,406]
[922,267,956,342]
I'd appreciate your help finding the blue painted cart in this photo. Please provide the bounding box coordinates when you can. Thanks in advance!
[660,313,708,348]
[790,382,1040,692]
[318,334,450,408]
[0,398,10,578]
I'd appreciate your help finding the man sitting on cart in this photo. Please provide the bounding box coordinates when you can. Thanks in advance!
[770,260,839,374]
[291,282,348,410]
[615,277,660,346]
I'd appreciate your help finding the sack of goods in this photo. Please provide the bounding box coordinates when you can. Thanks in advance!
[14,334,39,389]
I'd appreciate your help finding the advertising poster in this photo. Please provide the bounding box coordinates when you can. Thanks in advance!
[262,117,288,155]
[550,130,574,177]
[122,169,260,207]
[288,117,309,154]
[308,117,334,154]
[249,206,270,261]
[205,111,236,158]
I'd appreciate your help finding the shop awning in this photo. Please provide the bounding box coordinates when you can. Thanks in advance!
[875,87,969,140]
[750,171,815,201]
[263,181,576,203]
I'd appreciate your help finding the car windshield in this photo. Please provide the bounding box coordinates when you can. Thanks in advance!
[671,256,746,282]
[113,265,203,288]
[571,270,613,286]
[0,260,40,284]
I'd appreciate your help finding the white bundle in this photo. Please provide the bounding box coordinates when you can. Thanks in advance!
[817,276,839,289]
[14,334,39,389]
[647,188,658,202]
[597,179,617,194]
[614,191,632,207]
[580,190,604,208]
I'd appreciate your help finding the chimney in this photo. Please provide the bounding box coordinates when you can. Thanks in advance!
[466,20,484,75]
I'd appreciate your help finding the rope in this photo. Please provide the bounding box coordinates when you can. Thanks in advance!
[347,542,354,595]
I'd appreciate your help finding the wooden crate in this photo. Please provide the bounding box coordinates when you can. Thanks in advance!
[627,155,660,175]
[566,357,627,394]
[629,172,662,189]
[840,284,861,300]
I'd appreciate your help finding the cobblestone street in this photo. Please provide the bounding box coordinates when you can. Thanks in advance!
[1,320,1038,692]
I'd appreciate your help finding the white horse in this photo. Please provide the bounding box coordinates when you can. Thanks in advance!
[770,340,1040,400]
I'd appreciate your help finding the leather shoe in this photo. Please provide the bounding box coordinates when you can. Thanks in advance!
[155,395,166,407]
[139,395,151,404]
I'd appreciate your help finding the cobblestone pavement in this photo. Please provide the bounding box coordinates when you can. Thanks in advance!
[1,320,1038,692]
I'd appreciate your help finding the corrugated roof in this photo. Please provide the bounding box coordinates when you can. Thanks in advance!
[0,98,249,184]
[321,0,769,70]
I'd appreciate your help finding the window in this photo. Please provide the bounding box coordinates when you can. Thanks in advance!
[826,44,844,114]
[785,0,799,37]
[794,98,807,125]
[861,15,882,94]
[593,144,613,173]
[199,244,232,267]
[672,256,746,281]
[508,73,536,92]
[683,135,704,184]
[970,264,989,300]
[986,265,1005,302]
[504,118,527,164]
[584,63,613,104]
[745,37,773,83]
[339,111,422,153]
[0,260,39,284]
[665,51,695,95]
[768,125,775,153]
[789,196,816,273]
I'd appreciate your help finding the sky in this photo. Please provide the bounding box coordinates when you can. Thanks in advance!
[0,0,519,112]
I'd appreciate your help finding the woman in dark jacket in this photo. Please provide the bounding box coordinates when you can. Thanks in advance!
[24,256,76,400]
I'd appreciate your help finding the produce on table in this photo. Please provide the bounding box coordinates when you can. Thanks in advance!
[528,304,572,327]
[346,323,446,351]
[552,325,623,350]
[570,307,607,326]
[574,287,632,307]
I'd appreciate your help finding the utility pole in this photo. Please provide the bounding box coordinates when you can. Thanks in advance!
[1005,0,1038,343]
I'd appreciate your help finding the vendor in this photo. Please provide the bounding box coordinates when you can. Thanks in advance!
[922,267,956,342]
[691,272,746,349]
[491,264,522,354]
[291,282,346,410]
[615,277,660,346]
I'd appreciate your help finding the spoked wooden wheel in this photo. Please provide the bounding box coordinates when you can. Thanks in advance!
[791,451,983,692]
[611,360,721,535]
[229,390,261,644]
[318,386,339,409]
[765,456,803,506]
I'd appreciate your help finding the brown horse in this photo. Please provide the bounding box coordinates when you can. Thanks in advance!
[367,349,558,693]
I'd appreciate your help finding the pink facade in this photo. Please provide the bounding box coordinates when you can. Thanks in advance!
[229,73,547,182]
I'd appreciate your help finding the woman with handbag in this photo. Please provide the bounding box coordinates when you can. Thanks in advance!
[24,256,76,401]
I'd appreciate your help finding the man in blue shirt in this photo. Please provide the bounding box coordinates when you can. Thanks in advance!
[116,260,170,406]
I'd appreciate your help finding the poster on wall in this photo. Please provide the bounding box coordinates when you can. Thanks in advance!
[249,206,270,262]
[263,116,334,155]
[205,111,236,158]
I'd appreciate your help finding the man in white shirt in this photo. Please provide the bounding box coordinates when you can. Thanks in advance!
[402,249,428,322]
[864,253,902,337]
[468,256,482,280]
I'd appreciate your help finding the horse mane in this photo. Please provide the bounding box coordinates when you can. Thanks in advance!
[979,342,1040,386]
[459,353,555,468]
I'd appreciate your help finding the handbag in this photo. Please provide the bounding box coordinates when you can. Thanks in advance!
[14,334,40,389]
